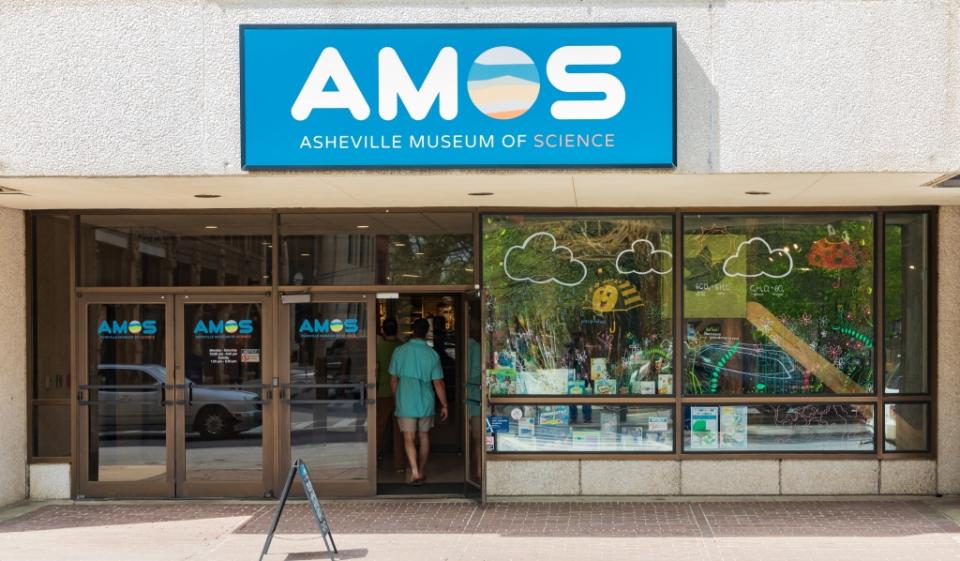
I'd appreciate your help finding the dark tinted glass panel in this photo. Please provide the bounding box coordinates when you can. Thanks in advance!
[682,403,875,452]
[183,302,264,481]
[884,402,929,452]
[683,214,874,395]
[489,404,674,453]
[280,213,473,285]
[32,215,71,400]
[32,404,71,458]
[884,214,928,394]
[86,303,167,482]
[483,215,674,396]
[79,214,272,286]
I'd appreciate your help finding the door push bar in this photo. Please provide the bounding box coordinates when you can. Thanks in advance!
[278,382,376,405]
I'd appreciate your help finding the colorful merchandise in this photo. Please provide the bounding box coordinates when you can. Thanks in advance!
[690,406,719,449]
[719,405,748,449]
[487,367,517,396]
[594,379,617,395]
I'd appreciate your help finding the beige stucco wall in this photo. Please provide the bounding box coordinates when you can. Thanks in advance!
[0,207,26,506]
[937,206,960,494]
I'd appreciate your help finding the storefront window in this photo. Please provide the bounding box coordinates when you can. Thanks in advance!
[489,404,674,453]
[884,403,929,452]
[683,214,874,395]
[483,215,674,396]
[280,212,473,286]
[31,214,72,458]
[79,214,272,286]
[682,403,875,452]
[884,214,928,394]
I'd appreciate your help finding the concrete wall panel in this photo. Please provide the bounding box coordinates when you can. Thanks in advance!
[581,460,680,496]
[0,208,26,506]
[28,464,71,500]
[680,460,779,495]
[486,460,580,496]
[781,460,879,495]
[880,460,937,495]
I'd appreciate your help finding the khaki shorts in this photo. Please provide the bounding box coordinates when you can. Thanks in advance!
[397,415,435,433]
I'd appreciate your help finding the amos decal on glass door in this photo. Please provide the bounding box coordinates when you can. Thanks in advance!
[240,24,676,168]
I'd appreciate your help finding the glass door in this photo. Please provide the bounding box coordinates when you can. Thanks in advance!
[279,295,376,496]
[78,295,174,497]
[464,291,483,498]
[174,295,273,497]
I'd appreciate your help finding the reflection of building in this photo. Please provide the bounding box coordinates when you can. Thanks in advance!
[0,2,956,506]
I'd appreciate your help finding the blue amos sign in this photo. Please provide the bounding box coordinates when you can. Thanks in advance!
[98,320,158,337]
[240,24,676,168]
[193,319,254,335]
[298,318,360,337]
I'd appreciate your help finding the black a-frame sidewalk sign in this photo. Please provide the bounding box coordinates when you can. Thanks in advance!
[259,459,338,561]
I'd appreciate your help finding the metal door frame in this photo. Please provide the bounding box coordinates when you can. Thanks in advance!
[76,293,175,498]
[173,293,274,498]
[277,292,377,497]
[461,290,483,498]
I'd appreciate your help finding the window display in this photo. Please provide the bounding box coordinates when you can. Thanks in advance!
[489,404,674,453]
[683,214,874,395]
[479,210,930,456]
[683,403,875,452]
[483,215,674,396]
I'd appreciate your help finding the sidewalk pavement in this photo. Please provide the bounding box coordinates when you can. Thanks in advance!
[2,498,960,561]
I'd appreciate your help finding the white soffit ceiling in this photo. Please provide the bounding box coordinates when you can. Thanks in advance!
[0,172,952,210]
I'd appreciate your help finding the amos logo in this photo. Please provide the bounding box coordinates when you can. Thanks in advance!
[193,319,254,336]
[291,44,624,122]
[241,25,676,168]
[98,320,158,337]
[299,318,360,337]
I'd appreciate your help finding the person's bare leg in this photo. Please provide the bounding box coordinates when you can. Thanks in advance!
[417,431,430,478]
[402,431,421,481]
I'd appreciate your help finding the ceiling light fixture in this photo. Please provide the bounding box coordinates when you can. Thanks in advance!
[204,225,219,229]
[194,194,221,199]
[468,192,494,196]
[356,225,370,229]
[300,252,311,257]
[744,191,771,196]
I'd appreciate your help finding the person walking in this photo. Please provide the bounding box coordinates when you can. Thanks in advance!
[389,318,448,484]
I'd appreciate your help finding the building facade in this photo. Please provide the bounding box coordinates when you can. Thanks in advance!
[0,0,959,504]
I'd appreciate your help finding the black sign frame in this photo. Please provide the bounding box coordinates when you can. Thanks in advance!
[259,459,338,561]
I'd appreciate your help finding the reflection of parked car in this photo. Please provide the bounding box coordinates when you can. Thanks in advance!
[692,343,801,389]
[96,364,262,439]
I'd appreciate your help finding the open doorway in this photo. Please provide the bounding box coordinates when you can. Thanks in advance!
[375,293,466,495]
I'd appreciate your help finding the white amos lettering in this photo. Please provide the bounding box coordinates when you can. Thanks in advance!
[291,47,371,121]
[378,47,458,120]
[547,46,625,120]
[291,45,625,122]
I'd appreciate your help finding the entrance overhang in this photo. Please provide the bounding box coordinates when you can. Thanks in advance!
[0,172,953,210]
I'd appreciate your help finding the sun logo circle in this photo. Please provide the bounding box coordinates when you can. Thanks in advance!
[224,320,239,334]
[467,46,540,120]
[330,319,344,333]
[127,321,142,334]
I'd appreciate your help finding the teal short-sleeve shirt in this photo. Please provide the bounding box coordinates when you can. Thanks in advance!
[389,338,443,418]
